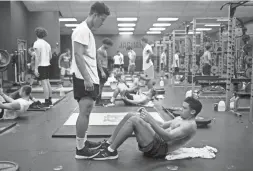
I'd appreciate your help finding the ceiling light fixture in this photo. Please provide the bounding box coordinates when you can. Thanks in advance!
[188,31,201,34]
[196,28,212,31]
[65,24,79,27]
[117,18,138,21]
[204,23,221,27]
[157,18,178,21]
[118,28,135,31]
[119,32,133,35]
[147,31,161,34]
[118,23,136,27]
[149,27,166,31]
[59,18,77,22]
[153,23,171,27]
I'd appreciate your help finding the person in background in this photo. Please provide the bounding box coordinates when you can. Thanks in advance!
[71,1,111,159]
[202,45,212,76]
[113,52,121,73]
[27,47,37,86]
[33,27,53,108]
[58,48,72,86]
[117,51,124,72]
[172,50,180,81]
[160,49,167,71]
[126,46,136,77]
[96,38,113,105]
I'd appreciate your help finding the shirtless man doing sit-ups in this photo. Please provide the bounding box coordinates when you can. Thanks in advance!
[91,96,202,160]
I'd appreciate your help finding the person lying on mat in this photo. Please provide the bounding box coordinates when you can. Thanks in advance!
[91,97,202,160]
[0,85,33,120]
[121,88,156,106]
[108,73,144,106]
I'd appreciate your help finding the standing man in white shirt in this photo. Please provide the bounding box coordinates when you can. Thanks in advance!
[113,52,121,73]
[117,51,124,72]
[172,50,180,80]
[140,37,155,88]
[126,46,136,76]
[71,2,110,159]
[33,27,53,108]
[160,49,167,71]
[202,45,212,75]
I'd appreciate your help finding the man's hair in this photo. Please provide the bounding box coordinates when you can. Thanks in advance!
[115,72,123,80]
[35,27,48,39]
[184,97,202,117]
[102,37,113,46]
[141,37,148,43]
[89,1,110,16]
[205,45,211,50]
[150,89,156,97]
[21,85,32,96]
[126,46,132,50]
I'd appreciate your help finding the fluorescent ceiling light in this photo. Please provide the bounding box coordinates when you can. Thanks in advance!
[118,28,135,31]
[147,31,161,34]
[205,23,221,27]
[118,23,136,27]
[117,18,138,21]
[65,24,79,27]
[188,31,201,34]
[119,32,133,35]
[59,18,77,22]
[153,23,171,27]
[217,18,229,21]
[196,28,212,31]
[150,27,166,31]
[157,18,178,21]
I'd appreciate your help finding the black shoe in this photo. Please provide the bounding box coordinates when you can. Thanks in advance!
[93,148,118,160]
[75,147,100,159]
[39,103,50,108]
[47,100,53,107]
[98,140,110,150]
[85,140,102,149]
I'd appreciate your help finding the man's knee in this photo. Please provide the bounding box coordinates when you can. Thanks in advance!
[129,115,144,125]
[79,97,94,115]
[124,112,136,120]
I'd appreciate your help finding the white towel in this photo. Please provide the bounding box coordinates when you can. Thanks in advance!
[143,101,154,107]
[165,146,218,160]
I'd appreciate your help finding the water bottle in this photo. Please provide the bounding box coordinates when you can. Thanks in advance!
[218,100,226,111]
[160,77,164,87]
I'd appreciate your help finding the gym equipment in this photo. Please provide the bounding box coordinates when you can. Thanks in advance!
[155,88,165,95]
[244,55,252,65]
[245,68,252,78]
[0,122,17,134]
[0,161,19,171]
[0,50,11,68]
[52,107,160,138]
[211,66,219,75]
[243,44,253,53]
[242,34,250,43]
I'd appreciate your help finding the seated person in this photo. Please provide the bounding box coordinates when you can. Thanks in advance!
[122,88,156,106]
[108,73,143,106]
[91,97,202,160]
[0,85,33,120]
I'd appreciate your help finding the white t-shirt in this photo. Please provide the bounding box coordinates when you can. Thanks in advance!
[203,51,212,65]
[113,55,122,65]
[3,99,31,120]
[172,54,179,67]
[161,52,166,64]
[33,39,51,66]
[71,21,99,84]
[128,50,136,65]
[142,44,153,70]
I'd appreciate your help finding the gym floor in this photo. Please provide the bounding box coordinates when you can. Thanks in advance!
[0,80,252,171]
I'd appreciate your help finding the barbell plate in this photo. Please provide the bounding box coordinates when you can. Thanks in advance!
[243,44,253,53]
[245,68,252,78]
[242,35,250,42]
[244,55,253,65]
[0,49,11,68]
[211,66,219,74]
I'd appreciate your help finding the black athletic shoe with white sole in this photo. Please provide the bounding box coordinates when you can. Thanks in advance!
[98,140,110,150]
[85,140,102,149]
[75,147,100,159]
[93,148,118,160]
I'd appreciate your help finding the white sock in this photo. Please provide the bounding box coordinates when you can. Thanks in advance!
[108,146,114,152]
[106,140,111,144]
[76,137,85,150]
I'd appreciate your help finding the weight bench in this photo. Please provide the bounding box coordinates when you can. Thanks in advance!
[233,92,251,112]
[162,107,212,128]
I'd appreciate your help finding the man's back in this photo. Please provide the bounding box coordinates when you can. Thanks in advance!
[97,47,108,68]
[33,39,51,66]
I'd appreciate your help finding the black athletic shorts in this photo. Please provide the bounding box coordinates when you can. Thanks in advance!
[38,66,50,80]
[202,64,211,75]
[98,67,109,84]
[139,134,168,158]
[173,67,179,75]
[122,91,138,106]
[114,64,121,68]
[72,74,99,102]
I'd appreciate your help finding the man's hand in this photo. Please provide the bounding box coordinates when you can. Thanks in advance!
[35,69,39,77]
[84,79,94,91]
[146,58,150,63]
[101,71,106,78]
[140,110,154,123]
[0,88,4,96]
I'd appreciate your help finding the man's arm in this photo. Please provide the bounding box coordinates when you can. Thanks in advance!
[146,49,154,62]
[74,42,93,82]
[97,50,105,74]
[0,89,14,103]
[58,54,63,68]
[34,48,41,71]
[0,101,20,110]
[176,55,179,67]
